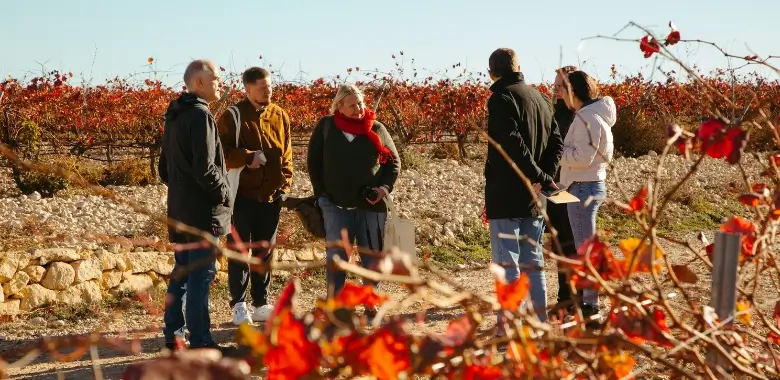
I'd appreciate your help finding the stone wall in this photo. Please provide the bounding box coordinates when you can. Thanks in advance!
[0,245,324,316]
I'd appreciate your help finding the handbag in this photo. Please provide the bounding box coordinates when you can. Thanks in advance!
[282,196,326,239]
[225,106,243,207]
[382,194,416,254]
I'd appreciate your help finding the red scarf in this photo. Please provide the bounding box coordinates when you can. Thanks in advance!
[333,108,393,164]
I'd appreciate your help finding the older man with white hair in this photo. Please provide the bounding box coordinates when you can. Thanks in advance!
[158,59,231,352]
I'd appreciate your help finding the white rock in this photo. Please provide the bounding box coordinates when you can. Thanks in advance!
[41,262,76,290]
[70,257,102,283]
[0,299,20,315]
[18,284,57,311]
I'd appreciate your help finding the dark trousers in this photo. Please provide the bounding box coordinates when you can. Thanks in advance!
[163,235,217,347]
[546,200,580,304]
[227,196,282,308]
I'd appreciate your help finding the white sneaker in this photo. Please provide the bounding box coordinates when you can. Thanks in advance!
[253,305,274,322]
[233,302,253,325]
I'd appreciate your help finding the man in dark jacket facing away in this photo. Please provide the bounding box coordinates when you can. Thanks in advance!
[217,67,294,325]
[158,59,231,351]
[484,48,563,329]
[547,65,580,317]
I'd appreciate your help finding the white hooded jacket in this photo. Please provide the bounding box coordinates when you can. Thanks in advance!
[559,96,616,187]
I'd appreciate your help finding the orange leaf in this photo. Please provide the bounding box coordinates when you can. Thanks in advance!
[601,349,636,379]
[618,238,663,274]
[339,320,412,379]
[738,193,762,207]
[736,300,753,326]
[335,282,387,308]
[235,322,268,367]
[627,186,648,213]
[264,308,321,379]
[490,263,529,311]
[147,57,154,64]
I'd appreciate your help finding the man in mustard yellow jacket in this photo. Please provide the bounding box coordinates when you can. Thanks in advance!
[217,67,293,325]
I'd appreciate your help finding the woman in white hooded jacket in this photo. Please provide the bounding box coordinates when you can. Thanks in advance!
[556,70,615,325]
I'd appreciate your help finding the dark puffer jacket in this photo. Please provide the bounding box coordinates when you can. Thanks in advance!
[158,93,231,242]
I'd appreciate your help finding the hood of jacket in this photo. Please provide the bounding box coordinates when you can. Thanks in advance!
[579,96,617,127]
[165,92,209,122]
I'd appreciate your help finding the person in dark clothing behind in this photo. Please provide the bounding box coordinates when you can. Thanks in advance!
[307,83,401,307]
[217,67,294,326]
[546,65,580,318]
[158,59,231,351]
[484,48,563,329]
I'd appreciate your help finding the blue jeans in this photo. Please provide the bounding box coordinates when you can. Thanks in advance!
[567,181,606,307]
[319,195,387,297]
[489,217,547,325]
[163,237,217,347]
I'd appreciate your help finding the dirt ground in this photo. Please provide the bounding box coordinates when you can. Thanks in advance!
[2,228,775,379]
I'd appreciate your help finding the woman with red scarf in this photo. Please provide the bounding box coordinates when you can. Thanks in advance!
[307,84,401,303]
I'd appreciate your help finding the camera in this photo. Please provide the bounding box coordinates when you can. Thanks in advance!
[360,186,379,202]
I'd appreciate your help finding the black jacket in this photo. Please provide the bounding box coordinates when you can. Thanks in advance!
[158,93,232,242]
[484,72,563,219]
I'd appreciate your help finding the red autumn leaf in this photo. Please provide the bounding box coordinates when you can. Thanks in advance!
[627,186,648,213]
[671,264,698,283]
[569,235,627,289]
[753,183,771,195]
[695,119,748,164]
[610,306,673,347]
[264,308,321,379]
[490,263,530,311]
[773,301,780,319]
[665,21,681,46]
[334,282,387,308]
[480,204,489,226]
[451,364,504,380]
[415,314,476,368]
[639,36,660,58]
[738,193,762,207]
[720,216,757,262]
[267,280,298,334]
[769,331,780,345]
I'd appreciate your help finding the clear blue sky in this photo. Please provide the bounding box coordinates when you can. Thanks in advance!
[3,0,778,87]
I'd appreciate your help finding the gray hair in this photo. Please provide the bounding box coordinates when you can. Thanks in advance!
[183,59,217,89]
[330,83,364,114]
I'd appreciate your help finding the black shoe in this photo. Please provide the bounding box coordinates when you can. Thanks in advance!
[580,305,601,329]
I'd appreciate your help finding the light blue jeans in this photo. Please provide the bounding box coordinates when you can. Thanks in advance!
[489,216,547,326]
[566,181,607,307]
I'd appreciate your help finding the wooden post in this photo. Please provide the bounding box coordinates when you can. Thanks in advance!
[707,231,741,374]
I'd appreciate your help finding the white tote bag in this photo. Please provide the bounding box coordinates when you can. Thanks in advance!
[382,194,416,254]
[225,106,243,206]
